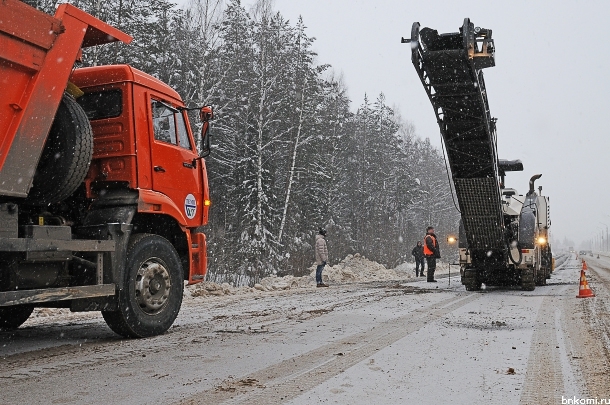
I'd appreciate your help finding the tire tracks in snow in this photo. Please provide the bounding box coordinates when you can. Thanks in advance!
[519,256,610,404]
[570,260,610,399]
[0,282,441,390]
[176,292,481,405]
[518,290,566,404]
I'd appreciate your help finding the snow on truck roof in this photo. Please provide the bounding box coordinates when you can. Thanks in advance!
[71,64,183,104]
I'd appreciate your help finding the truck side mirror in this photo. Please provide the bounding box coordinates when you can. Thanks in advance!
[199,106,213,122]
[200,122,211,157]
[199,106,213,158]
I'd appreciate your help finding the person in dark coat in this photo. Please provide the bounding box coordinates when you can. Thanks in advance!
[411,241,426,277]
[423,226,441,282]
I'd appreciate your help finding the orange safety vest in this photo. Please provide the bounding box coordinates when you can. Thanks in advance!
[423,234,437,256]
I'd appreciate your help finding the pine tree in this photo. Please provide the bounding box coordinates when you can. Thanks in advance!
[204,0,257,283]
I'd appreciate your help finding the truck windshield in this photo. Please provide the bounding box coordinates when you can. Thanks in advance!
[152,100,193,150]
[77,89,122,120]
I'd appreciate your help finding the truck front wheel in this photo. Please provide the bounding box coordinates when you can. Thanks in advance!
[102,234,184,338]
[0,305,34,330]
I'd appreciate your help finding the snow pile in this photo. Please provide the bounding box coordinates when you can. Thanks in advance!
[394,261,417,274]
[255,275,315,291]
[186,275,316,298]
[188,281,252,297]
[185,254,431,300]
[314,253,411,283]
[27,307,100,323]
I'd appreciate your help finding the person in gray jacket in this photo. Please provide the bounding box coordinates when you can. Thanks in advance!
[315,228,329,287]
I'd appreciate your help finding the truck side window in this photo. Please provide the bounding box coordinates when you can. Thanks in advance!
[77,89,122,120]
[175,112,192,150]
[152,100,176,145]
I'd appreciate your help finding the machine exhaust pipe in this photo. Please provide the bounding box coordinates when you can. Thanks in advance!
[528,174,542,195]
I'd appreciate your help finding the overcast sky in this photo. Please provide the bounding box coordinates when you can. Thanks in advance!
[220,0,609,247]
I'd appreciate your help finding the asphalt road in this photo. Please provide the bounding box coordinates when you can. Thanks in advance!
[0,254,608,405]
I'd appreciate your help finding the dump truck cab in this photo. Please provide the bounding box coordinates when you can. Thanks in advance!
[70,65,211,286]
[72,65,210,229]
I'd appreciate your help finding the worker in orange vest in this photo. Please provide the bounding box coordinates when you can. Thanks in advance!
[423,226,441,282]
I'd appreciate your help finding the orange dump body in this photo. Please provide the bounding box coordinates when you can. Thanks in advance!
[0,0,131,198]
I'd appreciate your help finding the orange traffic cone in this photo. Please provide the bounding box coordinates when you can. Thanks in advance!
[576,268,595,298]
[582,260,588,272]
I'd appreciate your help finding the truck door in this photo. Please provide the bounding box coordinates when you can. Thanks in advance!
[149,98,202,225]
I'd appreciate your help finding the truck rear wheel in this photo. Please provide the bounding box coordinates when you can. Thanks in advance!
[462,269,482,291]
[0,305,34,330]
[521,269,535,291]
[535,267,547,286]
[464,281,482,291]
[102,234,183,338]
[26,93,93,205]
[542,247,553,279]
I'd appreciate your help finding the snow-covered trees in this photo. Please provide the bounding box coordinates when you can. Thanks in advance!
[39,0,459,282]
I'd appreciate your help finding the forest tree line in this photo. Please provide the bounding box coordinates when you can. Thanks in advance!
[36,0,460,284]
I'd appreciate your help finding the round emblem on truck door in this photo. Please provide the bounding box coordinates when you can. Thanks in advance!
[184,194,197,219]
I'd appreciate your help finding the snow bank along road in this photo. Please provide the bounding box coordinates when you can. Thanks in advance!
[0,254,609,405]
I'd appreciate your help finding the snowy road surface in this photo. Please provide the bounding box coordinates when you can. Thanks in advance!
[0,254,609,405]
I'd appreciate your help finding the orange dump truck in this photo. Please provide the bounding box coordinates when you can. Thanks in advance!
[0,0,212,337]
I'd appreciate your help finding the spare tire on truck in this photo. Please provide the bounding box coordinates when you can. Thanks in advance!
[26,93,93,205]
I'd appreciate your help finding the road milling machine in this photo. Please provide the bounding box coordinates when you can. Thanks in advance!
[402,19,552,291]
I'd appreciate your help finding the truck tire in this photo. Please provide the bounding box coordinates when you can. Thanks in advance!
[542,247,553,279]
[0,305,34,330]
[26,93,93,205]
[102,234,183,338]
[535,267,547,286]
[462,269,482,291]
[464,281,482,291]
[521,269,535,291]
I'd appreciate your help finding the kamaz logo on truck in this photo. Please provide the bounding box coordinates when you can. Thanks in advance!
[184,194,197,219]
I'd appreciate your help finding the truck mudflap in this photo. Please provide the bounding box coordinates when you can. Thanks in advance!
[189,231,207,284]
